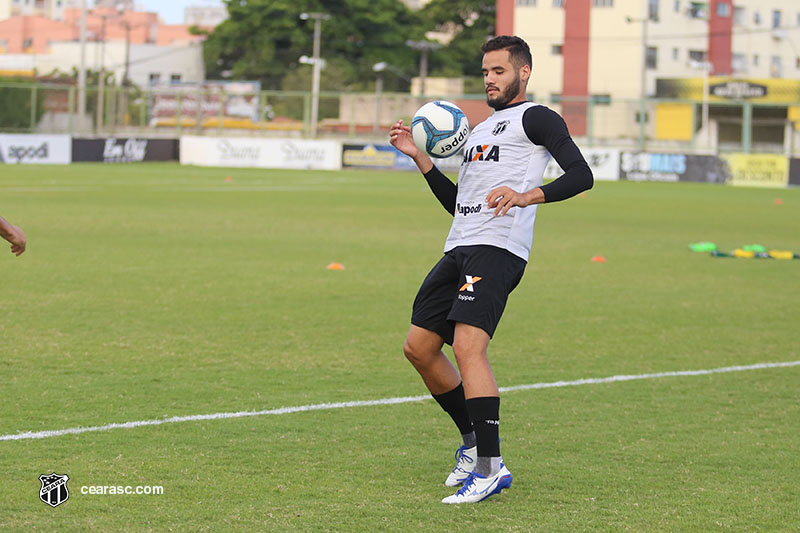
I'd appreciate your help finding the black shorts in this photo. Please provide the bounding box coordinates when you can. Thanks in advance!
[410,245,526,345]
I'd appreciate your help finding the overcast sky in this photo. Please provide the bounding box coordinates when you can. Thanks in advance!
[133,0,224,24]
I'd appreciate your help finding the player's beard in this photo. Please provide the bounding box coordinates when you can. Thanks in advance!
[486,73,522,110]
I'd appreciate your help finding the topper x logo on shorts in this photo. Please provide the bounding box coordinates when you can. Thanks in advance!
[459,275,482,292]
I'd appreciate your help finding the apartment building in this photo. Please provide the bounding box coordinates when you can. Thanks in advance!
[498,0,800,148]
[0,0,80,21]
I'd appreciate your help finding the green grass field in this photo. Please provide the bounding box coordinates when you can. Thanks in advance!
[1,163,799,531]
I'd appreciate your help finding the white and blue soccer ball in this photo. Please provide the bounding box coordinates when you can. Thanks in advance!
[411,100,470,159]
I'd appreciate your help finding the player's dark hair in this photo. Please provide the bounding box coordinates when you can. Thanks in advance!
[481,36,532,69]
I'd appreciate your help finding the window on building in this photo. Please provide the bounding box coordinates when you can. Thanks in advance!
[149,73,160,84]
[550,93,562,104]
[770,55,782,77]
[515,0,536,5]
[22,38,32,48]
[717,2,730,17]
[753,11,760,25]
[648,0,659,20]
[672,47,679,60]
[551,44,563,55]
[753,54,759,67]
[592,94,611,105]
[688,50,706,62]
[592,0,613,6]
[688,1,706,18]
[646,46,658,68]
[552,0,564,7]
[733,6,745,25]
[674,0,679,13]
[732,53,747,73]
[171,74,182,83]
[772,10,781,29]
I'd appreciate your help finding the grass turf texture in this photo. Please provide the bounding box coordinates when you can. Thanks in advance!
[1,163,798,531]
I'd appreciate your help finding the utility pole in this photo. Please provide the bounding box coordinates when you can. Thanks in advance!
[120,14,131,125]
[299,12,329,137]
[372,62,386,133]
[96,15,107,132]
[78,0,87,131]
[406,40,441,98]
[626,8,650,150]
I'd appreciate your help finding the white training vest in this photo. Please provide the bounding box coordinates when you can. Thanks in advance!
[444,101,551,262]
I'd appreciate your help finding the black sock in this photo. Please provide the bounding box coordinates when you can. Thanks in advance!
[432,383,474,438]
[466,396,500,459]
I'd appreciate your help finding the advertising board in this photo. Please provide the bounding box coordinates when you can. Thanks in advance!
[72,138,179,162]
[181,136,342,170]
[0,134,71,164]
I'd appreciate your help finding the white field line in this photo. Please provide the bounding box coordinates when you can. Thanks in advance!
[2,360,798,442]
[0,186,97,192]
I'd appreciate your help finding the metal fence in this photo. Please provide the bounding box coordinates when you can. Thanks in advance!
[1,81,798,155]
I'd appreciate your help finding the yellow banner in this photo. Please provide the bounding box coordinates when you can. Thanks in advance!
[721,154,789,187]
[656,77,800,104]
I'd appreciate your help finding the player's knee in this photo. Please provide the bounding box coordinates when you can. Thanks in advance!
[403,338,428,367]
[451,338,467,359]
[402,338,418,363]
[451,340,484,364]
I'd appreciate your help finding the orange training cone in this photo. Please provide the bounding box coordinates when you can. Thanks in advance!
[326,262,346,270]
[591,255,607,263]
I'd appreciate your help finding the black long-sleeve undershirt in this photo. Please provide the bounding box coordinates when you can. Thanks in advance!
[423,166,458,215]
[422,103,593,215]
[523,105,594,202]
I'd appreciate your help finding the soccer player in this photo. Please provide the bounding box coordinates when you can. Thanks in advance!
[0,215,26,256]
[389,35,593,504]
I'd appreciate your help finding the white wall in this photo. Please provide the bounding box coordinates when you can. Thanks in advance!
[515,3,565,101]
[35,41,204,87]
[0,0,11,20]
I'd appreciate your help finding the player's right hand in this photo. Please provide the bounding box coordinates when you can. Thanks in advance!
[389,120,420,158]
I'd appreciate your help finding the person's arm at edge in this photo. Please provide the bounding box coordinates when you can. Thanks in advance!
[0,215,26,256]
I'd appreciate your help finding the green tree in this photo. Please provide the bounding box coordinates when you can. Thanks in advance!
[420,0,496,85]
[203,0,426,90]
[0,78,47,131]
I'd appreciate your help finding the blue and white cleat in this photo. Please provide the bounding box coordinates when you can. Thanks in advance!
[441,463,512,504]
[445,445,477,487]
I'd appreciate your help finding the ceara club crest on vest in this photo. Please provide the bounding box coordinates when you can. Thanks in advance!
[491,120,510,136]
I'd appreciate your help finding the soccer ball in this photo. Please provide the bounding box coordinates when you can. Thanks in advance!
[411,100,470,159]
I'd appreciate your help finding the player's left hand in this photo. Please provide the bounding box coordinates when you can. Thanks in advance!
[7,225,26,256]
[486,186,528,217]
